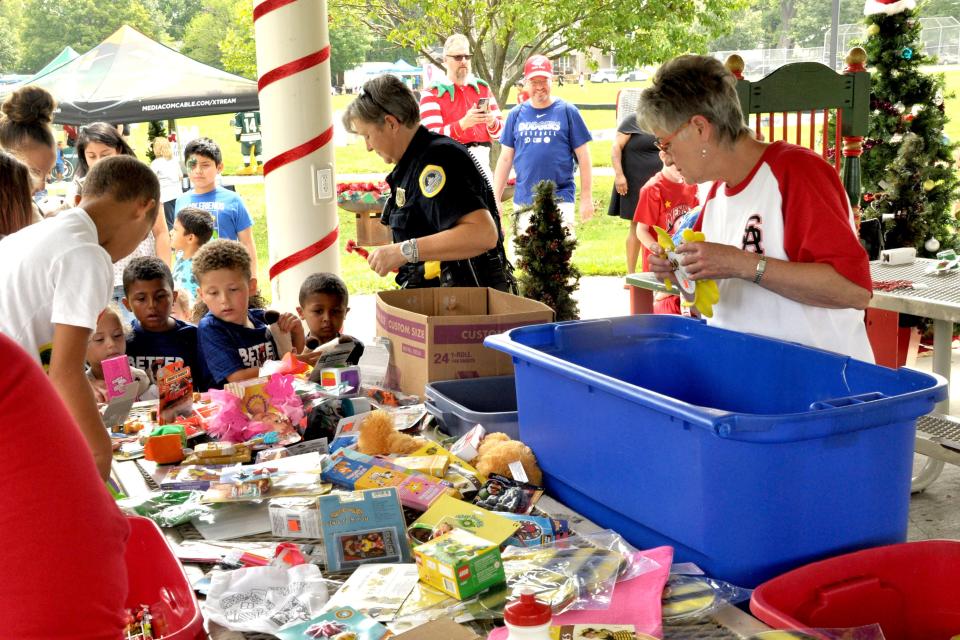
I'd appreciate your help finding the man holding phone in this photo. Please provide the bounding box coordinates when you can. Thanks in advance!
[419,33,504,181]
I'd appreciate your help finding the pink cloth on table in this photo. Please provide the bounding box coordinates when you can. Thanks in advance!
[487,545,674,639]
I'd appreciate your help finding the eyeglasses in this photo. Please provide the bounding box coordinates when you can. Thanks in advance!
[446,54,471,61]
[359,86,393,119]
[654,119,692,153]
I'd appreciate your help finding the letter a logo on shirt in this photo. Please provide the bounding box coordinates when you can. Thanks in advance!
[419,165,446,198]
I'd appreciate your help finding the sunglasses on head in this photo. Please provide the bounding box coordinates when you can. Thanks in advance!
[359,86,393,119]
[447,54,471,61]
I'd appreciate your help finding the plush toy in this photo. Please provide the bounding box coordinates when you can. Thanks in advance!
[473,432,543,487]
[357,410,425,456]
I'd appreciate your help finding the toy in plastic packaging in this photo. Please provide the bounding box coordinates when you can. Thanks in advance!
[925,249,960,275]
[157,361,194,424]
[208,374,305,444]
[275,606,391,640]
[473,473,543,514]
[202,467,329,503]
[660,574,751,621]
[118,491,214,528]
[322,563,420,622]
[549,624,652,640]
[203,563,330,634]
[652,225,720,318]
[746,626,886,640]
[501,513,570,548]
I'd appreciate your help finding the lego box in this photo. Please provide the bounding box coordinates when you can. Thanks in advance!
[376,288,553,398]
[413,528,506,600]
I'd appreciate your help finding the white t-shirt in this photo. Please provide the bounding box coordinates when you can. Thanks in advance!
[697,142,874,362]
[151,156,183,203]
[0,208,113,365]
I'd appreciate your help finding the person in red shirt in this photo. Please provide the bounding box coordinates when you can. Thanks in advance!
[0,332,130,638]
[633,154,699,314]
[418,33,504,181]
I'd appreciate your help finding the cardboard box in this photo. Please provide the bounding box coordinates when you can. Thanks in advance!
[376,288,553,397]
[392,618,482,640]
[413,528,505,600]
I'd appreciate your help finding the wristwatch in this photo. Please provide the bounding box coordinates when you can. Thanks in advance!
[400,238,419,263]
[754,255,767,284]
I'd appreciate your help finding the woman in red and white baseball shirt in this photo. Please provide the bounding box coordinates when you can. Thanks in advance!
[639,55,873,362]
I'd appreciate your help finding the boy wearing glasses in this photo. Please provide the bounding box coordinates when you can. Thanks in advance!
[174,136,258,276]
[418,33,503,180]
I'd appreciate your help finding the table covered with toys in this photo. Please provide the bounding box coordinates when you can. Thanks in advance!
[107,314,957,640]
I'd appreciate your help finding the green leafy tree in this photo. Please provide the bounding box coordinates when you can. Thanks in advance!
[330,13,372,85]
[146,120,166,161]
[861,4,959,254]
[515,181,580,321]
[181,0,234,70]
[220,0,256,78]
[156,0,202,41]
[19,0,168,72]
[340,0,747,106]
[0,0,24,72]
[366,36,418,64]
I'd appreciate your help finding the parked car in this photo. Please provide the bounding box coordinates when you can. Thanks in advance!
[621,70,649,82]
[590,69,622,83]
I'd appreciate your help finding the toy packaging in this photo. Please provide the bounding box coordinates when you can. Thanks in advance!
[472,474,544,514]
[501,513,570,548]
[101,354,135,401]
[160,464,233,491]
[274,606,391,640]
[203,467,328,504]
[317,487,411,572]
[413,527,506,600]
[407,494,520,548]
[322,449,448,511]
[392,618,482,640]
[157,361,194,424]
[323,563,420,622]
[387,454,449,478]
[269,497,322,539]
[550,625,646,640]
[406,441,484,498]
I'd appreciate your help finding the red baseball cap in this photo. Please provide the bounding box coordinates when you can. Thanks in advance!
[524,55,553,80]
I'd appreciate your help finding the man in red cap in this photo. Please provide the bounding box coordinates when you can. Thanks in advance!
[419,34,504,181]
[493,54,594,239]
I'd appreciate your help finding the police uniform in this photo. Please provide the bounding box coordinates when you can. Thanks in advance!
[382,126,515,291]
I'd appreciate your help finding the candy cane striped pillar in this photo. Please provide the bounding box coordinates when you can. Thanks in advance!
[253,0,339,307]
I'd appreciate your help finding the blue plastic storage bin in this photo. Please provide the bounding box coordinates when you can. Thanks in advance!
[485,315,947,588]
[424,376,519,439]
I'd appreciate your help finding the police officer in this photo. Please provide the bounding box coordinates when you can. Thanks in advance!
[343,75,515,292]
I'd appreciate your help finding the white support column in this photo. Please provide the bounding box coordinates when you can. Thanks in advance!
[253,0,339,308]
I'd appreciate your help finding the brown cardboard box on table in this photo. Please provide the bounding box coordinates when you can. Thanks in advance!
[392,617,483,640]
[375,288,554,398]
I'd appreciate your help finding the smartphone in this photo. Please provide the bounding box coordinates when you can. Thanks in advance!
[477,97,489,113]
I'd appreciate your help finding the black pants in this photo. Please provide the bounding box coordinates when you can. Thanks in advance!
[163,199,177,230]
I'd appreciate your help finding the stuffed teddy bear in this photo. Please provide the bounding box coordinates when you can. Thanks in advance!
[473,432,543,487]
[357,410,425,456]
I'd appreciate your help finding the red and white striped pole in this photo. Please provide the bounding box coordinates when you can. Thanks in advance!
[253,0,339,307]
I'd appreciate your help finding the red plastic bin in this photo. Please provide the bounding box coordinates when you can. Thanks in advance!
[125,515,206,639]
[750,540,960,640]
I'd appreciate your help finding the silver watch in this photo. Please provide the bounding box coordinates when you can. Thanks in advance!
[400,238,419,263]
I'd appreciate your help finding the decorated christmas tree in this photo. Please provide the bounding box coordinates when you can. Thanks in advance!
[514,180,580,321]
[145,120,167,162]
[861,0,959,254]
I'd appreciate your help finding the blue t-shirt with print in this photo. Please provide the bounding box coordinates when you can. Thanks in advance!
[197,308,278,387]
[500,98,592,205]
[126,318,209,391]
[174,186,253,241]
[172,252,198,301]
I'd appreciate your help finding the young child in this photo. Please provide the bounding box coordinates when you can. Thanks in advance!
[123,256,207,391]
[633,153,699,315]
[297,272,364,365]
[85,306,151,403]
[175,137,258,275]
[0,155,160,480]
[171,206,215,306]
[194,239,304,387]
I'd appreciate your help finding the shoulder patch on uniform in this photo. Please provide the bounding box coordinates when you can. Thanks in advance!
[419,165,446,198]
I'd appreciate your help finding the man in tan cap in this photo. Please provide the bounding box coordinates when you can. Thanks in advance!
[419,34,503,180]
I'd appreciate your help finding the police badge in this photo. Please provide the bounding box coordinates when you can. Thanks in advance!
[419,165,446,198]
[395,187,406,207]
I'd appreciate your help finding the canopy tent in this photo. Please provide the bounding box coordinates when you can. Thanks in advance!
[32,46,79,80]
[17,26,258,125]
[385,59,422,74]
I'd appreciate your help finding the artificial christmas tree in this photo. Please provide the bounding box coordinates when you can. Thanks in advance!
[514,180,580,321]
[861,0,959,254]
[145,120,167,161]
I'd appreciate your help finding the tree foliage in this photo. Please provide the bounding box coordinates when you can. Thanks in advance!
[0,0,25,72]
[19,0,167,72]
[330,12,372,84]
[341,0,747,106]
[181,0,233,70]
[220,0,257,78]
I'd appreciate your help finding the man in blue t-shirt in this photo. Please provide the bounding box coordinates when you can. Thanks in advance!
[175,137,258,276]
[493,55,594,238]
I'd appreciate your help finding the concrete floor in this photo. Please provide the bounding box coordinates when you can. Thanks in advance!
[344,276,960,542]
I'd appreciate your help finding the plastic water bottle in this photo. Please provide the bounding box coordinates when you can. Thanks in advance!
[504,589,552,640]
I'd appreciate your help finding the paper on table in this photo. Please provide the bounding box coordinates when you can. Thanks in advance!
[192,501,273,540]
[322,563,420,621]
